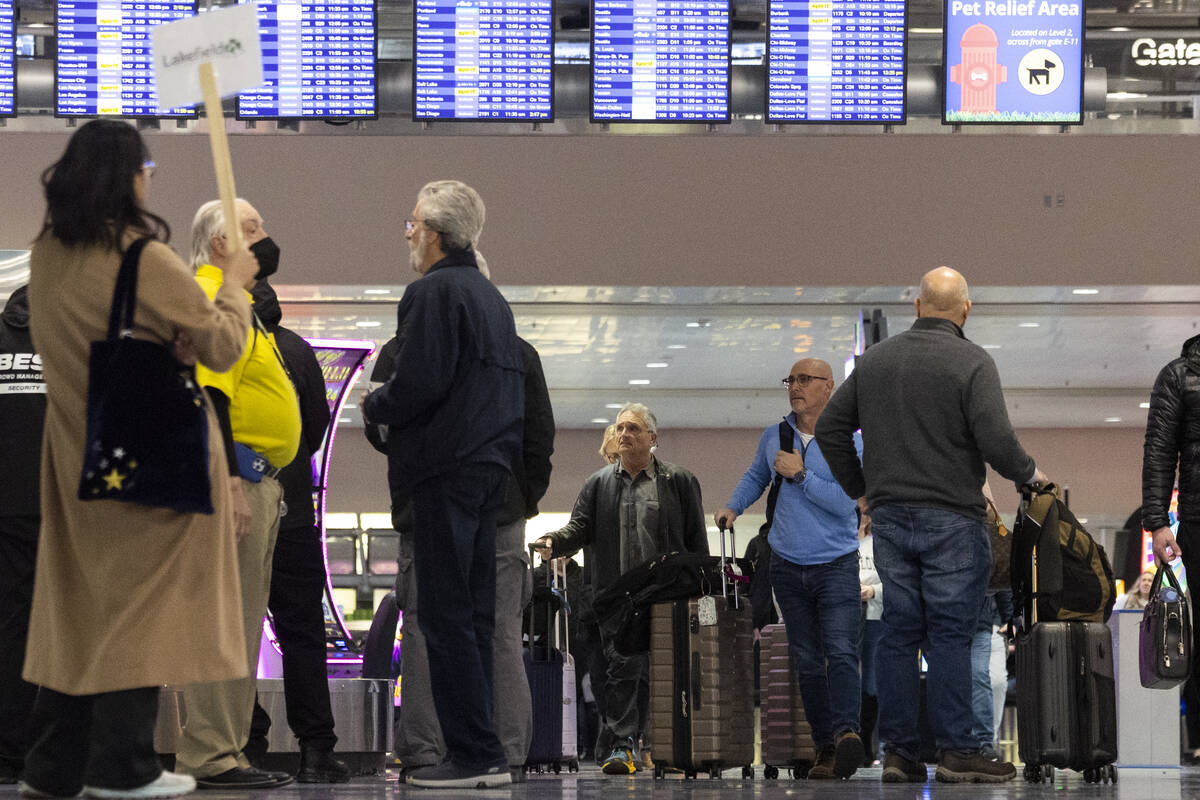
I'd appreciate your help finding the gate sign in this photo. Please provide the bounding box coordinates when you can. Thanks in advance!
[942,0,1083,124]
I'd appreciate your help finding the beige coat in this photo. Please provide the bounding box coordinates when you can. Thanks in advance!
[24,235,252,695]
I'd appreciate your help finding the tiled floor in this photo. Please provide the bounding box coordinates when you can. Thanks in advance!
[2,763,1184,800]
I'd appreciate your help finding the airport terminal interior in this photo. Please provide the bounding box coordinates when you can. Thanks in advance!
[5,0,1200,793]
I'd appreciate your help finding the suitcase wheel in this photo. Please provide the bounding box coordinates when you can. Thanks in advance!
[741,765,754,780]
[653,764,665,780]
[568,759,579,773]
[792,760,812,780]
[551,761,561,775]
[1108,765,1118,784]
[1023,763,1053,783]
[685,768,698,780]
[764,765,779,780]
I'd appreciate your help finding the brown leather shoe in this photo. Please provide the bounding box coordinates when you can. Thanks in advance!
[934,750,1016,783]
[807,747,836,779]
[833,732,864,779]
[881,752,928,783]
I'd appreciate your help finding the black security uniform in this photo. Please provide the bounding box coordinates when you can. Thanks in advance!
[0,286,46,782]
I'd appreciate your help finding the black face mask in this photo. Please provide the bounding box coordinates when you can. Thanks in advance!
[249,237,280,280]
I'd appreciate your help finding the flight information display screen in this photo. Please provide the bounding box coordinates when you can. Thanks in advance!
[237,0,377,119]
[592,0,731,122]
[57,0,196,117]
[767,0,905,122]
[0,0,14,117]
[413,0,554,120]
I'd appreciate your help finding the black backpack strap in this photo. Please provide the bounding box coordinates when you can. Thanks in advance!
[763,420,796,531]
[107,238,152,341]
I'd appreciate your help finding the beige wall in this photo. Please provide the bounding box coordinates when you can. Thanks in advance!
[328,424,1145,522]
[2,131,1199,287]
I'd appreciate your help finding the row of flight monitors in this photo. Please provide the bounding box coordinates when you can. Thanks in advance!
[24,0,911,123]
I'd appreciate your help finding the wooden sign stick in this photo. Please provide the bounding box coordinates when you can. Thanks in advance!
[199,61,241,252]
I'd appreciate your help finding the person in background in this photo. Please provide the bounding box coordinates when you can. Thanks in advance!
[1144,332,1200,689]
[22,119,255,799]
[858,510,884,767]
[816,266,1045,784]
[244,279,349,783]
[0,285,45,785]
[533,403,708,776]
[174,198,301,791]
[599,424,619,464]
[362,180,523,790]
[1112,570,1155,611]
[715,358,866,780]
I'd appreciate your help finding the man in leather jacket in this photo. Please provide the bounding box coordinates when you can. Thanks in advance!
[533,403,707,776]
[1144,334,1200,605]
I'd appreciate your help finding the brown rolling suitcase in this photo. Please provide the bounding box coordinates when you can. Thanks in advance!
[648,528,756,779]
[758,623,816,779]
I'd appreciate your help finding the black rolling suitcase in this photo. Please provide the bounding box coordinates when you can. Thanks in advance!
[523,549,578,774]
[1013,487,1117,784]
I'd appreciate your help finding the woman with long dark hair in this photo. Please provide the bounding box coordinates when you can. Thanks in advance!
[21,120,259,800]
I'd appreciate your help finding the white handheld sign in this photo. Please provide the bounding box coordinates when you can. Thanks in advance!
[151,2,263,112]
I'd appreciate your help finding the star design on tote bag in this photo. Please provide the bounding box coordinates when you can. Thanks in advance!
[102,467,127,491]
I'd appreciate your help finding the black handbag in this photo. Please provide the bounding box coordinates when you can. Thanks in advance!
[78,238,214,514]
[1138,559,1191,689]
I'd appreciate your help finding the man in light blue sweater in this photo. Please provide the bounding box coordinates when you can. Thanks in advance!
[715,358,864,780]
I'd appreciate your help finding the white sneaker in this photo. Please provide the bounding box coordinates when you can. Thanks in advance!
[83,772,196,799]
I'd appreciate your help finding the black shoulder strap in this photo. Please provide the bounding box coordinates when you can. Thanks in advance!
[107,238,151,341]
[763,420,796,531]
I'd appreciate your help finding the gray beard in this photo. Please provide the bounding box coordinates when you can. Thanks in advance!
[408,236,426,274]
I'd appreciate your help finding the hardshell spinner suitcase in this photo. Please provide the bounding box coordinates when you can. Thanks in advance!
[648,527,755,779]
[758,623,816,779]
[524,551,579,774]
[1014,488,1117,784]
[1016,621,1117,782]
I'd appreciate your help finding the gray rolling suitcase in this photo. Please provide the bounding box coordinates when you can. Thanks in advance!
[758,623,816,779]
[648,527,755,779]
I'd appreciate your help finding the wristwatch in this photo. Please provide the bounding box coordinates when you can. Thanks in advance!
[790,469,806,485]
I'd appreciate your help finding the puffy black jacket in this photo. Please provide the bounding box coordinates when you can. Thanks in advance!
[0,286,46,518]
[1143,333,1200,530]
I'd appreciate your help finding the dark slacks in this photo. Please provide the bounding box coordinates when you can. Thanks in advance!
[0,515,38,778]
[23,686,161,795]
[410,462,508,771]
[250,524,337,752]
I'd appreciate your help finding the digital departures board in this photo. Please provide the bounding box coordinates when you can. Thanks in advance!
[413,0,553,121]
[767,0,905,123]
[237,0,376,119]
[56,0,196,117]
[592,0,731,122]
[0,0,14,116]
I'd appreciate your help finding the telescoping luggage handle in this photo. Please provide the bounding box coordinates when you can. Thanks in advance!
[716,522,747,608]
[528,544,570,655]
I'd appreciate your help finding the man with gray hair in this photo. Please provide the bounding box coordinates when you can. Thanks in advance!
[533,403,708,775]
[362,180,524,789]
[176,198,300,790]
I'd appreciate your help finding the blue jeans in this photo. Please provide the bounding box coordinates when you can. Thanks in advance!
[970,627,995,748]
[870,504,990,759]
[770,550,862,749]
[410,462,508,770]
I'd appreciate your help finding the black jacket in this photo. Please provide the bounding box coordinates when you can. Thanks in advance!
[1143,333,1200,530]
[0,286,46,518]
[546,458,709,611]
[362,250,523,489]
[252,281,331,531]
[367,335,554,530]
[817,316,1036,521]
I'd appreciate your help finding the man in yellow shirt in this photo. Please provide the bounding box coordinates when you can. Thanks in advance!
[175,199,302,790]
